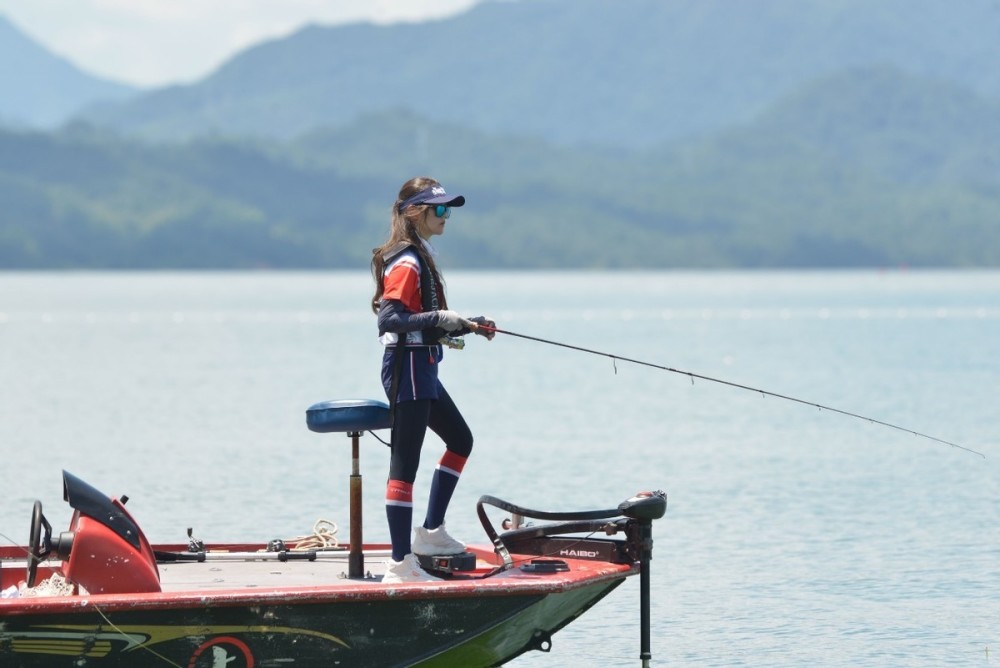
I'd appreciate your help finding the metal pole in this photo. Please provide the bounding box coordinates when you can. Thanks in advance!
[348,431,364,578]
[639,519,652,667]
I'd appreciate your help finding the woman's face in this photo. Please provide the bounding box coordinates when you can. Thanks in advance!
[415,205,448,239]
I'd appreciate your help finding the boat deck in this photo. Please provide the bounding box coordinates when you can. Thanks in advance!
[153,547,513,592]
[1,542,636,607]
[158,549,394,591]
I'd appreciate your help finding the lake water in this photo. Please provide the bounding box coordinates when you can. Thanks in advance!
[1,270,997,666]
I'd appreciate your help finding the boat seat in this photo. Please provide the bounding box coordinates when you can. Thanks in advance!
[306,399,391,434]
[305,399,391,580]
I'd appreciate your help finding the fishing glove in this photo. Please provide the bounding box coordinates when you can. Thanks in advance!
[468,316,496,340]
[436,310,471,332]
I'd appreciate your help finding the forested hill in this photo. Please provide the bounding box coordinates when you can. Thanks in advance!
[3,0,999,268]
[76,0,1000,147]
[3,67,999,269]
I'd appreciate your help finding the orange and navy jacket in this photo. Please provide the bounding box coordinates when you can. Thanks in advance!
[377,243,446,347]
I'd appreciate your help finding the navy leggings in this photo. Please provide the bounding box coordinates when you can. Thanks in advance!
[389,384,473,483]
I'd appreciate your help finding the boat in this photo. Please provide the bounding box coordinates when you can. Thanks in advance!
[0,399,667,667]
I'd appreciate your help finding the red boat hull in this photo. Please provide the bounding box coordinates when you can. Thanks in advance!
[2,472,666,666]
[1,544,631,667]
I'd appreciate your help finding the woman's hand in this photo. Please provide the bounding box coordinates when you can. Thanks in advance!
[436,310,472,332]
[468,316,496,340]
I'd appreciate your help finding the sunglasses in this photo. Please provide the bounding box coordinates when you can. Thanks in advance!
[428,204,451,219]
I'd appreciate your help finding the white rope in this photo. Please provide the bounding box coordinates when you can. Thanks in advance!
[289,519,340,551]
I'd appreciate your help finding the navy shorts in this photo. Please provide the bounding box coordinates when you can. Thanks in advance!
[381,346,444,403]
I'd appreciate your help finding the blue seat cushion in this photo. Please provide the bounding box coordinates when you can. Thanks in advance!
[306,399,391,434]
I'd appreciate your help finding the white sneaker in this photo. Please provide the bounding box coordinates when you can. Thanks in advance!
[412,524,466,556]
[383,554,438,584]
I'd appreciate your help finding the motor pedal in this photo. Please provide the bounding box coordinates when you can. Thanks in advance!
[417,551,477,574]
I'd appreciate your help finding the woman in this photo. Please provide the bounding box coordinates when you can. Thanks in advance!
[371,176,495,583]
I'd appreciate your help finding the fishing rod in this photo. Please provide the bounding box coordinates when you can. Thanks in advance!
[476,324,984,459]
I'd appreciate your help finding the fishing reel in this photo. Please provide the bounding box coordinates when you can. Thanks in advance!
[439,336,465,350]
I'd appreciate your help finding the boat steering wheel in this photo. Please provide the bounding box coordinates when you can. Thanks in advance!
[26,500,52,588]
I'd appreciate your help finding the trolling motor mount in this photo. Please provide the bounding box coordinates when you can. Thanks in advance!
[476,490,667,667]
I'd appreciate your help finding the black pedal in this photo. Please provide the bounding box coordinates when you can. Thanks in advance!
[417,551,477,574]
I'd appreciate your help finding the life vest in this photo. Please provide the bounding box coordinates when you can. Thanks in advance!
[382,242,447,346]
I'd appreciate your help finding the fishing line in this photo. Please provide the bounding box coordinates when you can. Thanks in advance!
[479,325,984,459]
[0,531,31,555]
[93,604,183,667]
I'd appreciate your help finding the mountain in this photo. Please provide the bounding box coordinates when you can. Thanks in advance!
[741,66,1000,190]
[77,0,1000,147]
[636,67,1000,266]
[0,123,388,268]
[3,67,1000,269]
[0,14,136,129]
[293,67,1000,268]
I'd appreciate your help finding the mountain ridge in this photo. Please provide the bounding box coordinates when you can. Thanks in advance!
[3,66,998,269]
[75,0,1000,147]
[0,14,136,128]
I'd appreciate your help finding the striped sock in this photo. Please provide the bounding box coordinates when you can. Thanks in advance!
[386,479,414,561]
[424,451,468,530]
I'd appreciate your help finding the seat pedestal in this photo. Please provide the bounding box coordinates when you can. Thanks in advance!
[306,399,391,579]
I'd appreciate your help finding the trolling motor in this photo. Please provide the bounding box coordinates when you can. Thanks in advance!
[618,492,667,667]
[477,489,667,666]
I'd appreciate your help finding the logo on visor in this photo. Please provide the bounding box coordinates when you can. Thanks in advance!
[431,187,446,196]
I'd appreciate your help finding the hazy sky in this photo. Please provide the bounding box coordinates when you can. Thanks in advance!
[0,0,482,88]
